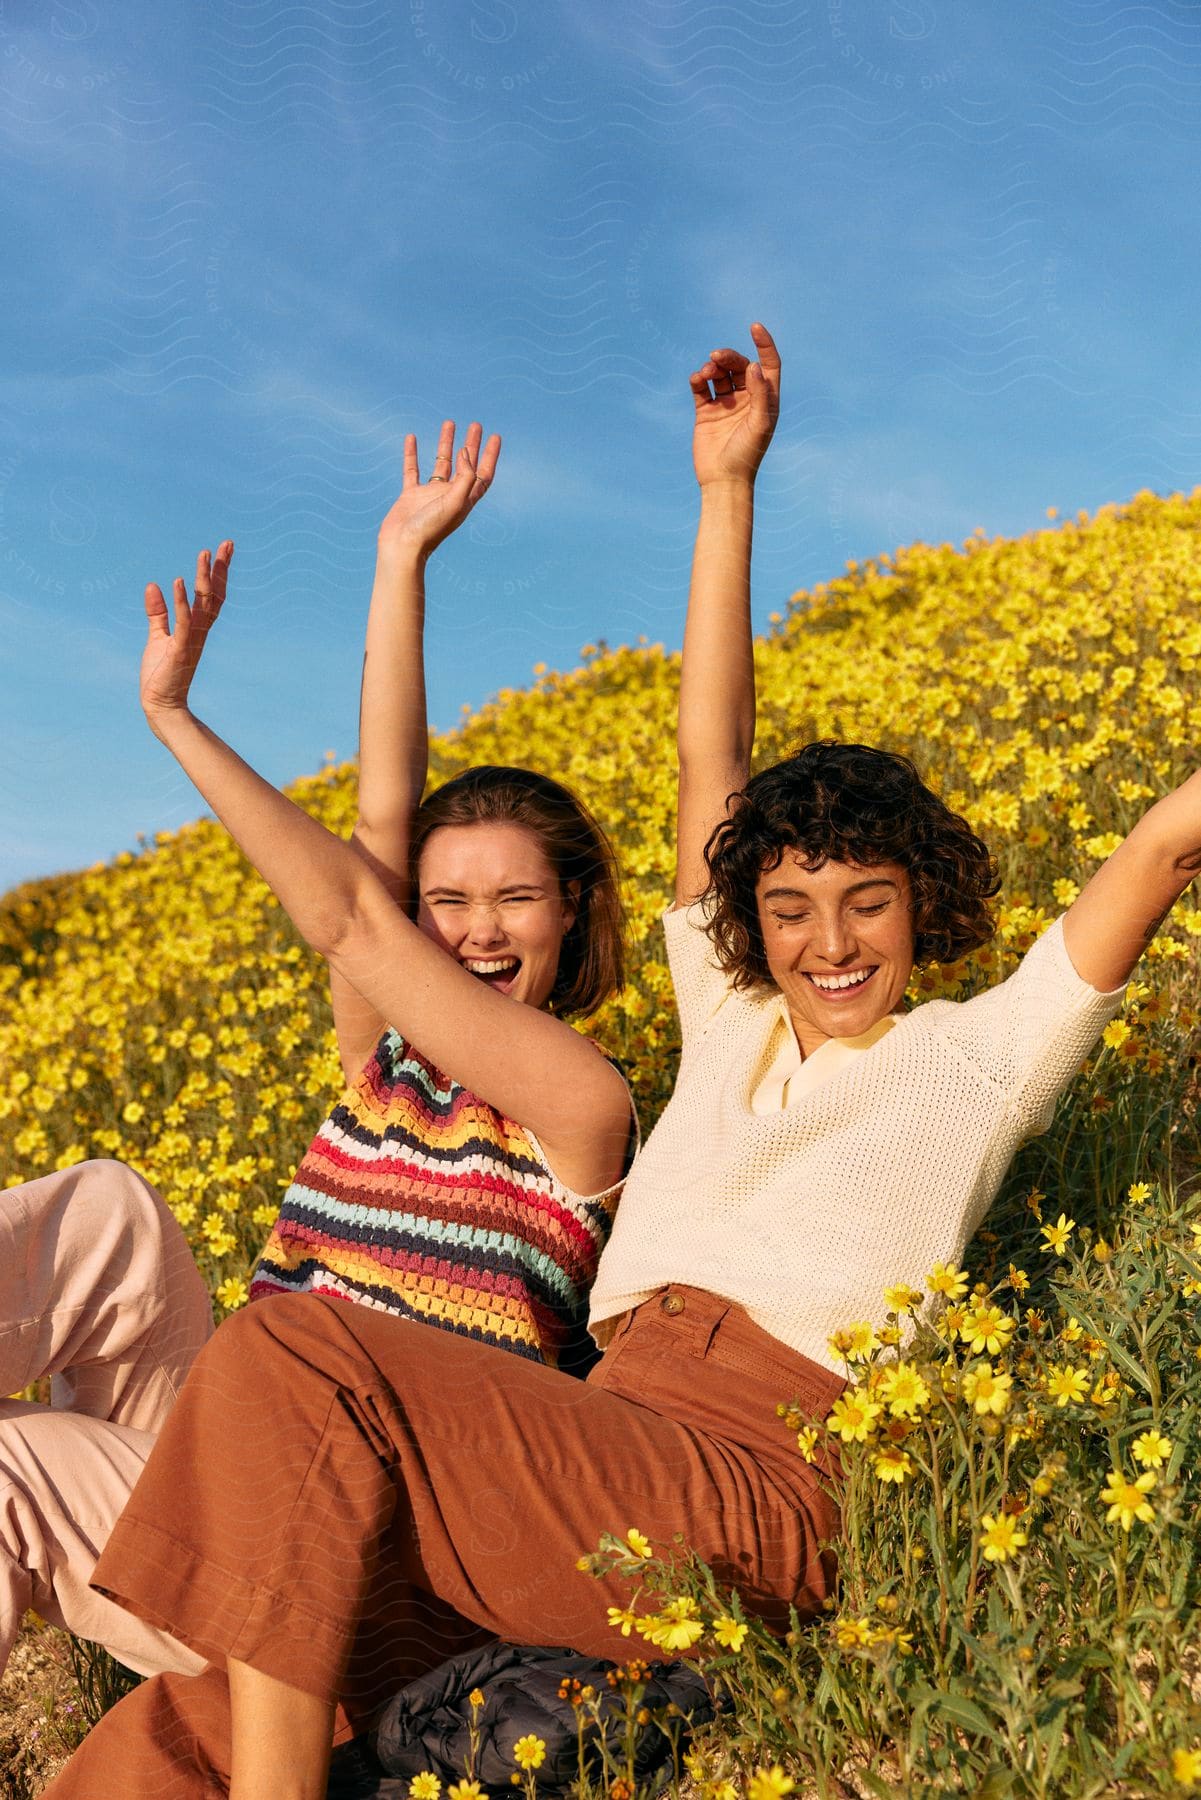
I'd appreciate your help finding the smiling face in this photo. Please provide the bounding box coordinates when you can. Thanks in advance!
[755,850,917,1056]
[415,821,575,1010]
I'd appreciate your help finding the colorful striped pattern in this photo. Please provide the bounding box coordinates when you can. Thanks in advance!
[250,1030,625,1365]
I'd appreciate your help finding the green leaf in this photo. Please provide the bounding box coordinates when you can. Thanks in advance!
[1059,1302,1151,1393]
[973,1768,1017,1800]
[909,1684,1000,1746]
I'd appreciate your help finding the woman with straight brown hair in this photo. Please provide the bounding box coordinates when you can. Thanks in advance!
[0,420,634,1697]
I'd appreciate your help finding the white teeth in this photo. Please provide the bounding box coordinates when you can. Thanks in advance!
[808,968,873,992]
[463,958,519,975]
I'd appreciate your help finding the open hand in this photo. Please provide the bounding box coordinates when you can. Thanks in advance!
[140,541,232,731]
[377,420,501,564]
[689,321,780,487]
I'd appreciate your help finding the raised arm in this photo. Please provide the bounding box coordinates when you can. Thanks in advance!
[140,546,631,1197]
[330,421,500,1084]
[1061,770,1201,991]
[676,322,780,906]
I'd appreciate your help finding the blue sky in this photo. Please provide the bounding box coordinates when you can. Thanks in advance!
[3,0,1200,893]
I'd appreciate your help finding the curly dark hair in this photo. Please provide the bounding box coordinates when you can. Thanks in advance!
[703,741,999,989]
[409,765,625,1019]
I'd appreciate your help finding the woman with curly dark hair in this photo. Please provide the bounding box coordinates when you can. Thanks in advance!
[45,331,1201,1800]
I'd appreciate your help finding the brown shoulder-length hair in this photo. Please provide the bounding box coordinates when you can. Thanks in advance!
[704,741,1000,990]
[408,765,625,1019]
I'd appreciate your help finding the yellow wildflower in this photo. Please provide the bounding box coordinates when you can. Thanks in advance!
[747,1768,795,1800]
[872,1444,914,1484]
[624,1528,652,1559]
[512,1737,546,1772]
[959,1303,1015,1357]
[834,1616,873,1650]
[927,1262,969,1301]
[877,1361,931,1418]
[979,1512,1028,1563]
[409,1777,441,1800]
[1045,1365,1090,1407]
[1039,1213,1075,1256]
[712,1615,749,1652]
[1173,1747,1201,1788]
[1131,1430,1172,1469]
[883,1283,923,1314]
[960,1362,1013,1417]
[795,1425,821,1462]
[1100,1469,1157,1531]
[827,1391,883,1443]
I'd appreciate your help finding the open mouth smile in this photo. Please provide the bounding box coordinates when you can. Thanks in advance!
[803,966,877,996]
[462,956,521,991]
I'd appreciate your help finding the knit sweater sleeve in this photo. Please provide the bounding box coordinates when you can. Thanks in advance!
[931,915,1127,1136]
[662,900,739,1048]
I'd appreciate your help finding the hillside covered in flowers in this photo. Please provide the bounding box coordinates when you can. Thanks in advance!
[1,488,1199,1301]
[4,490,1201,1794]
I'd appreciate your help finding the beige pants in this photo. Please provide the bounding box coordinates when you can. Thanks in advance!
[0,1160,212,1678]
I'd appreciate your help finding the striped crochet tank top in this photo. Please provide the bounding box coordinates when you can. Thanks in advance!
[250,1029,631,1365]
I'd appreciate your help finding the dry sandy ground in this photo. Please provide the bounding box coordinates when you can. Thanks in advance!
[0,1618,86,1798]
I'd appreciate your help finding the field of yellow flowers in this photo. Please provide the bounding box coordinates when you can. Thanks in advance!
[2,488,1201,1795]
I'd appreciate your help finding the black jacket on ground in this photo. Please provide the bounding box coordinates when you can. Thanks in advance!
[326,1642,718,1798]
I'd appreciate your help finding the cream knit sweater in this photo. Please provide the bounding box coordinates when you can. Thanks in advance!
[588,904,1126,1372]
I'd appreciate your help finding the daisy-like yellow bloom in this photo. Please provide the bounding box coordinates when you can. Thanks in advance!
[834,1616,874,1650]
[624,1527,652,1559]
[213,1276,249,1311]
[795,1425,821,1462]
[1127,1180,1153,1206]
[1173,1747,1201,1788]
[872,1444,914,1484]
[877,1361,931,1418]
[1059,1316,1084,1343]
[1039,1213,1076,1256]
[926,1262,969,1301]
[883,1283,923,1313]
[827,1390,883,1443]
[870,1624,915,1653]
[960,1362,1013,1417]
[448,1783,486,1800]
[1045,1364,1090,1407]
[711,1615,749,1652]
[1007,1264,1030,1294]
[959,1303,1015,1357]
[843,1320,879,1361]
[606,1606,637,1637]
[409,1776,441,1800]
[1101,1469,1157,1531]
[747,1767,795,1800]
[646,1614,705,1652]
[642,1596,704,1652]
[979,1512,1028,1563]
[512,1736,547,1772]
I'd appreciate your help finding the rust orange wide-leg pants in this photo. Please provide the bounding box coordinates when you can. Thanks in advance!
[45,1286,844,1798]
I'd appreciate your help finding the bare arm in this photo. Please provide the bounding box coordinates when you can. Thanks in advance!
[141,548,631,1195]
[1061,768,1201,990]
[676,323,781,906]
[330,422,500,1085]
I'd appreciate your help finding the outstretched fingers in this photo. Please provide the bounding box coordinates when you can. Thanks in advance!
[144,580,172,639]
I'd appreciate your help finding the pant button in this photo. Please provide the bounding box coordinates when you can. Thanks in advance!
[659,1293,685,1316]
